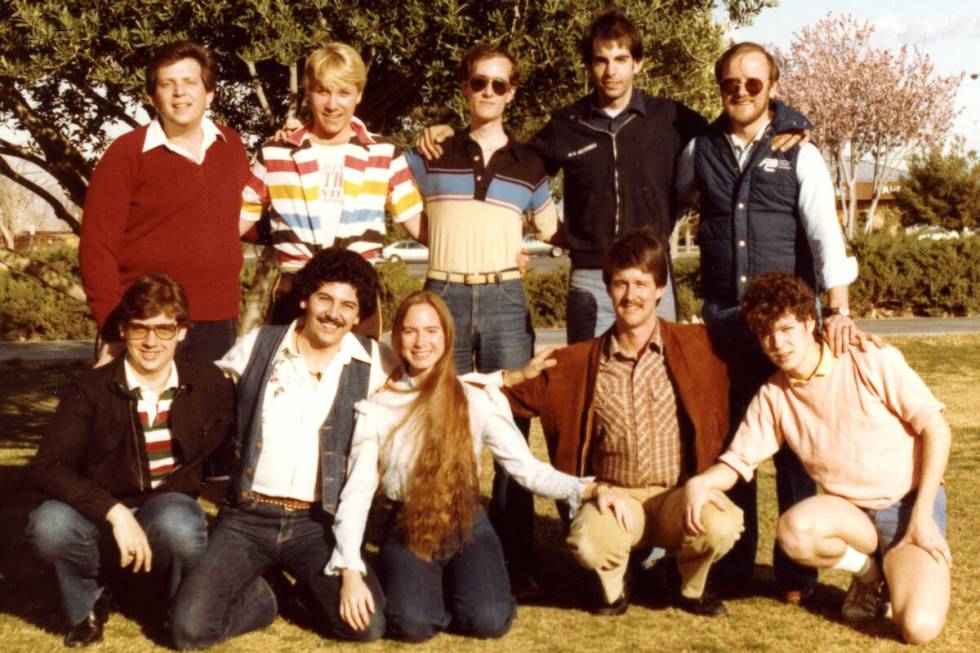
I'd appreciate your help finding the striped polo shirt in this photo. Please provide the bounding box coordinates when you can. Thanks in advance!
[241,117,423,272]
[406,133,557,275]
[125,360,180,488]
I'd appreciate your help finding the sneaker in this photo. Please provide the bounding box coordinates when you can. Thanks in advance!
[841,575,882,622]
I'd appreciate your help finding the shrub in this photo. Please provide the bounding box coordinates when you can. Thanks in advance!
[376,260,424,329]
[0,245,96,341]
[849,231,980,316]
[524,267,568,328]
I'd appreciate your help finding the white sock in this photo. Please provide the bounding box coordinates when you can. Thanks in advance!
[833,545,880,582]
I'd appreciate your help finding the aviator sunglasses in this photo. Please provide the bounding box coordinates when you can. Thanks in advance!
[467,75,511,96]
[719,77,766,97]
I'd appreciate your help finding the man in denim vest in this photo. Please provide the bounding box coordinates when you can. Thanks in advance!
[172,248,398,648]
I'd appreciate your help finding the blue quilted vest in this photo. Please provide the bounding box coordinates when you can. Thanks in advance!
[695,103,817,307]
[230,325,371,515]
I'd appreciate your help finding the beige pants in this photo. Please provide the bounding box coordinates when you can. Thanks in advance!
[567,485,744,603]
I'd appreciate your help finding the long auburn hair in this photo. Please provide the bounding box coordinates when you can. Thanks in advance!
[389,291,479,560]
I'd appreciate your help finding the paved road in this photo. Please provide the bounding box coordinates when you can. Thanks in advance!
[2,317,978,362]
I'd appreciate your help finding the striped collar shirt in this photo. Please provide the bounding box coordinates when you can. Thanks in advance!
[591,325,684,488]
[125,360,181,488]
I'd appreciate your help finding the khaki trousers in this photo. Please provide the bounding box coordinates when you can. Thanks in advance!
[567,485,744,603]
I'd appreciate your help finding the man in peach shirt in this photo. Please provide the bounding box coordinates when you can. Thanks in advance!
[682,271,951,646]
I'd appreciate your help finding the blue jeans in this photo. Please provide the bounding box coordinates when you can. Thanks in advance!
[702,302,818,593]
[171,502,385,649]
[865,488,948,555]
[565,266,677,344]
[382,509,515,642]
[26,492,207,625]
[425,278,536,581]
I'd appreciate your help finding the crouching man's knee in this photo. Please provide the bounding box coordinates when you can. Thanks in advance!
[693,497,744,557]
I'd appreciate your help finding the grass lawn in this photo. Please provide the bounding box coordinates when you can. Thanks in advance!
[1,335,978,652]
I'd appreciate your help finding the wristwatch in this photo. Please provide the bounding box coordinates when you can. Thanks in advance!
[824,306,851,318]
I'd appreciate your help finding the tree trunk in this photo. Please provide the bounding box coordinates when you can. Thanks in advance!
[239,245,279,335]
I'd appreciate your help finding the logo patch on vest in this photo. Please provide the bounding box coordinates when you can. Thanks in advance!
[567,142,598,158]
[758,157,793,173]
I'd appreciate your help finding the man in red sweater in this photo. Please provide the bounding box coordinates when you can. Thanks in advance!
[80,41,249,362]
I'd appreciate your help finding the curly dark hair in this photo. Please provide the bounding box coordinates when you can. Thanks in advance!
[601,227,667,288]
[145,40,216,95]
[118,274,189,326]
[740,272,818,340]
[292,248,378,320]
[580,7,643,65]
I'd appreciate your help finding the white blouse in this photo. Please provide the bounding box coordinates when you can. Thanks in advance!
[326,376,588,574]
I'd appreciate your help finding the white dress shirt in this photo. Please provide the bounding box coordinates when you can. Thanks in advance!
[218,322,398,502]
[142,115,225,165]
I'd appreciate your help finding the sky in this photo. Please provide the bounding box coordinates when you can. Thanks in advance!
[724,0,980,153]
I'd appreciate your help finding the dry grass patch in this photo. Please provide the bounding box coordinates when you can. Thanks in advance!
[1,335,978,651]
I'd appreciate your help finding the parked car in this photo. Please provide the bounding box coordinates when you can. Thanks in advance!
[522,234,565,257]
[381,239,429,262]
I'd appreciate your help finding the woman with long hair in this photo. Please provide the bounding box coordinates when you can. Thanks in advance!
[326,290,601,642]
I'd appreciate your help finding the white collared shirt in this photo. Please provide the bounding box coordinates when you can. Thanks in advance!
[142,115,225,165]
[218,322,397,502]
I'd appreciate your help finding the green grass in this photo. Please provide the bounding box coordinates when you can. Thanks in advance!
[2,336,979,652]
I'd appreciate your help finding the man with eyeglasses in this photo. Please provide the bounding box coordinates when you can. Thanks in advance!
[404,43,559,599]
[26,275,235,648]
[674,42,862,603]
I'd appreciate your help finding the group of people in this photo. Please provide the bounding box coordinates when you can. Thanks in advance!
[25,6,951,650]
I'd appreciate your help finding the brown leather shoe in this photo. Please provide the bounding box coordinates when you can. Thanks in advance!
[782,586,815,606]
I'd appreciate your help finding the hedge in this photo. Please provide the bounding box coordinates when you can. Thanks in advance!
[3,235,978,341]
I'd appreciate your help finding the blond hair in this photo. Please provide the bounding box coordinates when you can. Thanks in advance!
[303,42,367,92]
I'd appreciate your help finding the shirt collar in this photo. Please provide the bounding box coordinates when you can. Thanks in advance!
[288,115,376,149]
[142,116,225,163]
[604,321,663,362]
[283,320,373,366]
[787,342,836,387]
[725,116,772,151]
[123,359,179,395]
[588,88,646,119]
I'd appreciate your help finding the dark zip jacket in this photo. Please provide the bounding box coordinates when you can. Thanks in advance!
[531,90,708,268]
[29,355,236,523]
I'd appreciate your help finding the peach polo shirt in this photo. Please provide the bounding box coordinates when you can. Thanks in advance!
[720,343,944,509]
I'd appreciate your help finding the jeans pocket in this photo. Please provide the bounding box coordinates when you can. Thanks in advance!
[499,281,530,311]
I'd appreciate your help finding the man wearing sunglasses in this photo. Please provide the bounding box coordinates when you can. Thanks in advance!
[418,9,806,344]
[674,42,861,603]
[26,275,235,647]
[404,43,559,599]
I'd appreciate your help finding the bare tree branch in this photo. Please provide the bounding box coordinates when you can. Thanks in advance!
[242,59,276,126]
[74,82,141,129]
[0,155,81,233]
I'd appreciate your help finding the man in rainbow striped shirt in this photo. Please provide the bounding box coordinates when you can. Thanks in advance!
[26,275,235,647]
[239,42,424,336]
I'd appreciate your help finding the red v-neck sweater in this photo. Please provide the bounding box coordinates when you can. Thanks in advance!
[80,124,250,327]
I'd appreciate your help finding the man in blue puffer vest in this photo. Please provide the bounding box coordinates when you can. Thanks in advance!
[676,42,861,604]
[172,248,398,648]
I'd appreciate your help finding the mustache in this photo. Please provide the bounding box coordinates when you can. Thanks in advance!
[316,313,345,328]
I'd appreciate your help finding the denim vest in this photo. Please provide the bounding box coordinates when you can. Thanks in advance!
[695,103,816,307]
[230,325,371,515]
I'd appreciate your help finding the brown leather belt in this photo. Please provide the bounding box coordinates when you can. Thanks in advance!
[426,268,521,285]
[247,491,312,512]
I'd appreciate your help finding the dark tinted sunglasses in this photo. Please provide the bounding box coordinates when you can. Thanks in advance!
[719,77,766,97]
[468,76,511,96]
